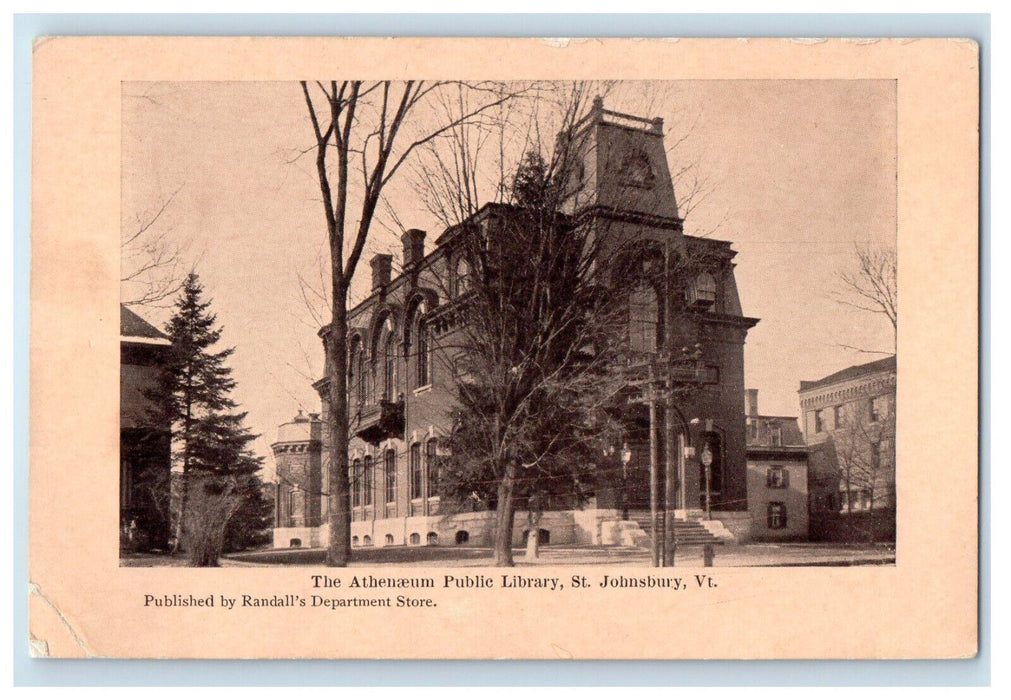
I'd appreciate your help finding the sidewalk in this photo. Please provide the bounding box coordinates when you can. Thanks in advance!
[216,542,895,568]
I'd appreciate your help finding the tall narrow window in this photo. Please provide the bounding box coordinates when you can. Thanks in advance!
[410,443,422,500]
[383,335,396,401]
[628,283,659,353]
[351,459,361,507]
[348,343,359,405]
[385,449,397,504]
[416,322,430,387]
[426,439,439,498]
[362,456,373,507]
[358,350,368,404]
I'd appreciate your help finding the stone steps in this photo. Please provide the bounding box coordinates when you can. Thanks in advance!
[631,517,725,546]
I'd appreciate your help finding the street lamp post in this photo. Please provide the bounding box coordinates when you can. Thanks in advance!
[700,442,713,521]
[620,443,632,521]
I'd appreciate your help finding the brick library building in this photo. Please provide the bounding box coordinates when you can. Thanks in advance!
[272,100,762,549]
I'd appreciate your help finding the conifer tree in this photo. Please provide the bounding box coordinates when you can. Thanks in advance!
[151,274,271,564]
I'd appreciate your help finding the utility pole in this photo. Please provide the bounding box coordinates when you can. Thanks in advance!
[663,237,678,567]
[648,374,661,568]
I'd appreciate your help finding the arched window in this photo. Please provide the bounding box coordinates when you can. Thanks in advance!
[383,334,397,401]
[358,347,368,404]
[455,257,471,297]
[385,533,395,546]
[416,321,430,387]
[427,532,439,545]
[407,299,431,389]
[628,283,659,353]
[348,340,360,405]
[409,533,421,545]
[362,456,373,507]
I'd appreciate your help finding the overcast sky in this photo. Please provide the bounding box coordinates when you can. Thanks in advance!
[121,80,896,476]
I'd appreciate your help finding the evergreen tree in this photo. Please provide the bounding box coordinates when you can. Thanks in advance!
[150,274,271,564]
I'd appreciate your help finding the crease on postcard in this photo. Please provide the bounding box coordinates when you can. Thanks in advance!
[29,582,95,658]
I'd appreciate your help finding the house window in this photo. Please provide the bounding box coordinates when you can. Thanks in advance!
[628,283,659,353]
[767,502,787,529]
[351,459,361,508]
[814,409,825,433]
[426,439,439,498]
[385,449,397,504]
[385,533,394,546]
[833,405,844,429]
[362,456,373,507]
[289,489,297,518]
[766,465,789,489]
[410,443,423,500]
[870,395,888,423]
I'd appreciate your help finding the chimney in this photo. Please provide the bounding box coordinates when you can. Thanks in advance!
[746,389,759,417]
[370,253,393,291]
[401,229,426,268]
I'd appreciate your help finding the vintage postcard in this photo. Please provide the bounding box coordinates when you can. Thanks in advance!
[29,37,978,659]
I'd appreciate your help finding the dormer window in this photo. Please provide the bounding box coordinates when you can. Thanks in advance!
[455,257,471,297]
[687,272,717,310]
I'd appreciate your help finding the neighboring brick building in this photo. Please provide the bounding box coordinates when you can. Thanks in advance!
[744,389,809,541]
[800,356,896,542]
[278,100,759,548]
[120,305,172,551]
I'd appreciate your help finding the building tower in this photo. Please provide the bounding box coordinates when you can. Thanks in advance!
[271,410,324,548]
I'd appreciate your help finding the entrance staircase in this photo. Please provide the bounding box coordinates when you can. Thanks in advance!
[618,510,735,547]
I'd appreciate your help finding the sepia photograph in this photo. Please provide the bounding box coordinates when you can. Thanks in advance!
[119,79,897,569]
[29,36,977,660]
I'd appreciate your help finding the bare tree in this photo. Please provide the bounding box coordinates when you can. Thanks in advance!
[826,401,896,543]
[834,243,897,353]
[415,85,721,566]
[121,187,191,308]
[298,80,520,566]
